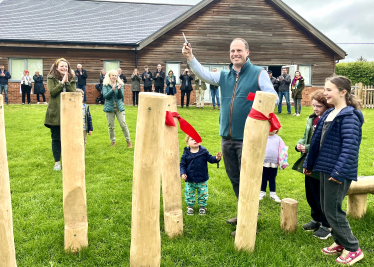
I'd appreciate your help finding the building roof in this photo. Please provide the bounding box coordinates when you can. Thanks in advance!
[0,0,192,46]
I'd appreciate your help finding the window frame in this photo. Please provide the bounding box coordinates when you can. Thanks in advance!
[9,58,44,82]
[298,65,312,86]
[104,60,120,72]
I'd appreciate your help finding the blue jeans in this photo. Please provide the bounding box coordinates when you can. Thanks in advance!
[294,98,302,114]
[77,85,86,102]
[0,84,8,103]
[211,89,220,107]
[278,91,291,114]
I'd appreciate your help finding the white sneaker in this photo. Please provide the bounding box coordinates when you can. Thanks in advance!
[293,113,297,116]
[270,192,281,203]
[44,102,48,104]
[259,191,266,200]
[296,113,300,116]
[37,102,40,104]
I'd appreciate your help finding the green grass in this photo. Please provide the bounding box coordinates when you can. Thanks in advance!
[3,104,374,267]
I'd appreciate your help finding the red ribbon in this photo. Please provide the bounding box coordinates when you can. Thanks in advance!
[247,92,281,132]
[165,111,202,143]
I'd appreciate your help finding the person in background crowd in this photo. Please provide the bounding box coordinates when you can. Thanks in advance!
[210,68,220,110]
[76,89,93,149]
[292,70,305,116]
[142,65,153,92]
[21,70,32,105]
[100,69,106,88]
[195,75,207,109]
[268,70,279,93]
[75,64,88,103]
[179,68,193,108]
[131,68,141,106]
[0,65,11,104]
[33,70,47,104]
[118,68,127,102]
[44,58,76,170]
[102,70,132,148]
[277,68,291,114]
[166,70,176,96]
[293,89,333,240]
[153,64,165,94]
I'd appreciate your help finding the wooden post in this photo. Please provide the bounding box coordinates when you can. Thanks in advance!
[234,91,277,252]
[346,176,374,218]
[130,93,167,267]
[357,83,363,102]
[347,194,367,219]
[60,92,88,252]
[162,96,183,238]
[0,95,17,267]
[280,198,298,233]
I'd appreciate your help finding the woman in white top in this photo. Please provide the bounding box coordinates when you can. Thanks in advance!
[21,69,32,104]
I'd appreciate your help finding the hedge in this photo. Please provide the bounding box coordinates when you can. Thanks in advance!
[335,61,374,86]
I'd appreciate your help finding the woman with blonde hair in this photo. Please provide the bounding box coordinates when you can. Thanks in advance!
[44,58,76,170]
[103,69,132,147]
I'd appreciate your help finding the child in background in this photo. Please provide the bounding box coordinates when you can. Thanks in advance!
[77,89,93,148]
[259,129,288,203]
[180,135,222,215]
[304,76,364,265]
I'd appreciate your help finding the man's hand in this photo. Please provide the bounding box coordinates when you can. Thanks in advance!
[216,152,222,161]
[0,73,4,76]
[182,43,194,61]
[156,73,159,77]
[328,177,342,184]
[181,174,187,181]
[303,168,312,176]
[88,131,92,135]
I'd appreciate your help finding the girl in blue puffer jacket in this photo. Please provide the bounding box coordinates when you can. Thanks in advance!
[303,76,364,266]
[180,135,222,216]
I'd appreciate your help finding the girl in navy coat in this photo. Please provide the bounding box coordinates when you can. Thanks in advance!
[180,135,221,215]
[303,76,364,265]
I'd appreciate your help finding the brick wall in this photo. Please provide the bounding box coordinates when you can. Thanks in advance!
[3,82,321,106]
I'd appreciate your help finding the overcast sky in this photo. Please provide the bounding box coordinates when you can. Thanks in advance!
[131,0,373,62]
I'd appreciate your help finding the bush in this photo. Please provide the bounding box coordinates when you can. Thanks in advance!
[335,61,374,85]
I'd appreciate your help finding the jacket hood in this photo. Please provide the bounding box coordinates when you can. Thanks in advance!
[183,145,208,157]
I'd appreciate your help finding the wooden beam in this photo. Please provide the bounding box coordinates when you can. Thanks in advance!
[0,95,17,267]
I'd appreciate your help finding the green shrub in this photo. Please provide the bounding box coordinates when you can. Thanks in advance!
[335,61,374,85]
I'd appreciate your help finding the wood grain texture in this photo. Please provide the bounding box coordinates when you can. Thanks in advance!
[280,198,298,233]
[0,95,17,267]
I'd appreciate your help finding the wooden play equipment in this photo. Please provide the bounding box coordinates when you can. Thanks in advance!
[162,96,183,238]
[280,198,298,233]
[347,176,374,219]
[60,92,88,252]
[0,95,17,266]
[130,93,167,267]
[235,91,277,252]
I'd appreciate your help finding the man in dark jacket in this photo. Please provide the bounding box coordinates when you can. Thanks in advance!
[0,65,11,104]
[75,64,88,103]
[268,70,279,93]
[118,68,127,102]
[179,68,193,108]
[153,64,165,94]
[277,68,291,114]
[142,65,153,92]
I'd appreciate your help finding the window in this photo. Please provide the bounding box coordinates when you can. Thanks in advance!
[299,65,312,86]
[9,58,43,81]
[201,64,228,103]
[104,61,119,71]
[166,62,180,84]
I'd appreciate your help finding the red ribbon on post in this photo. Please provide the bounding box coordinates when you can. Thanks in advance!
[247,92,281,132]
[165,111,202,143]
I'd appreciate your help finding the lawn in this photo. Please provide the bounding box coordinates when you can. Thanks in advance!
[3,103,374,267]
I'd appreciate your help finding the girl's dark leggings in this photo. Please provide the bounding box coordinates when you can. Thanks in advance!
[50,126,61,162]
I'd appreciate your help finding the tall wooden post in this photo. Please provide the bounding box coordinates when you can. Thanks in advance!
[60,92,88,252]
[235,92,277,252]
[0,95,17,267]
[162,96,183,238]
[130,93,167,267]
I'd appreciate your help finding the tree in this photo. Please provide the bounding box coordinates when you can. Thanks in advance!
[356,56,368,62]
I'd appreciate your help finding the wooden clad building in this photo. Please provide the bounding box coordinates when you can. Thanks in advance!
[0,0,346,105]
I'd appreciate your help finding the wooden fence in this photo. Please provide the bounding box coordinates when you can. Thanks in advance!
[353,83,374,109]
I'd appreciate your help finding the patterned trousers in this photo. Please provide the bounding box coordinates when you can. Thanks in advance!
[184,181,209,207]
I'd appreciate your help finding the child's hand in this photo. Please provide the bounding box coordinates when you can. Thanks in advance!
[216,152,222,161]
[181,174,187,181]
[88,131,92,135]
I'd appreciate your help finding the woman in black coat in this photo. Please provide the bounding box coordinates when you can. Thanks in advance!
[33,70,46,104]
[179,68,193,108]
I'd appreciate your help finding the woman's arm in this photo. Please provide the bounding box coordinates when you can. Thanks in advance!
[103,85,114,99]
[47,77,64,97]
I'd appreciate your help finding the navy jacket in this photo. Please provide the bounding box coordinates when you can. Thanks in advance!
[180,146,220,183]
[303,106,364,182]
[85,105,93,132]
[75,69,88,86]
[0,69,11,85]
